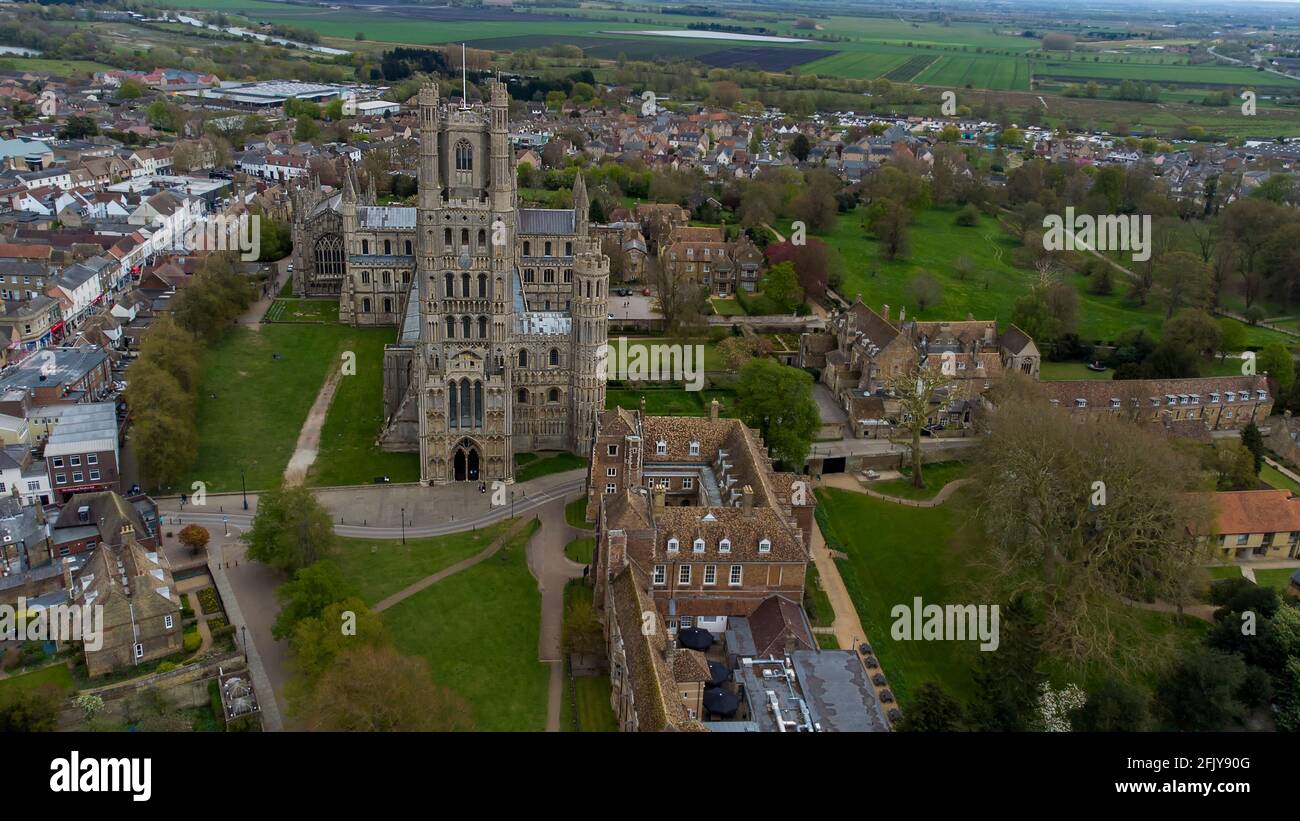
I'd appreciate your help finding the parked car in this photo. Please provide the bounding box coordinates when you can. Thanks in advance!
[372,475,391,484]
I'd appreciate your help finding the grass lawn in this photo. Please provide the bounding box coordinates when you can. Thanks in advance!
[514,451,587,483]
[330,519,516,606]
[307,328,420,487]
[816,633,842,650]
[190,323,415,492]
[818,207,1291,348]
[0,663,73,706]
[383,519,547,731]
[565,536,595,565]
[569,675,618,732]
[1206,565,1246,581]
[565,497,592,529]
[1254,568,1299,594]
[870,461,968,500]
[815,486,983,706]
[263,299,339,323]
[1039,361,1111,381]
[1260,464,1300,495]
[710,297,746,317]
[803,563,835,629]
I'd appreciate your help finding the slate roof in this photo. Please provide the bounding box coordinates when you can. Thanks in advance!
[518,208,575,235]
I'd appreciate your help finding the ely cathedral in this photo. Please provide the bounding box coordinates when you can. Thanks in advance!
[290,81,609,483]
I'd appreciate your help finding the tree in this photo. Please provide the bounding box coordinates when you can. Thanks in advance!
[297,645,475,731]
[1011,278,1078,348]
[864,199,911,259]
[1217,319,1246,359]
[288,598,388,686]
[1241,422,1266,476]
[1152,251,1208,319]
[897,683,965,731]
[145,100,180,132]
[0,684,61,732]
[971,378,1210,669]
[247,484,336,574]
[117,79,143,99]
[1153,649,1251,731]
[1071,677,1150,732]
[888,364,953,488]
[294,114,320,142]
[59,115,98,140]
[967,597,1046,731]
[1161,309,1221,360]
[788,132,811,162]
[734,359,820,468]
[717,335,771,372]
[650,261,708,336]
[1258,344,1295,396]
[765,238,830,300]
[1202,440,1259,490]
[177,524,210,556]
[272,560,357,640]
[905,271,944,313]
[760,261,803,313]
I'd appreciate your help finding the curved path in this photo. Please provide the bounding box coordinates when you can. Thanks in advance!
[822,472,970,507]
[524,498,588,732]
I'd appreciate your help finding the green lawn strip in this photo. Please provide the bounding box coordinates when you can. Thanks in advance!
[383,519,547,731]
[264,299,339,323]
[1260,464,1300,495]
[816,633,842,650]
[1254,568,1299,593]
[191,324,358,492]
[605,387,736,416]
[570,675,618,732]
[815,486,983,705]
[1206,565,1246,581]
[514,451,587,483]
[1038,361,1112,381]
[565,536,595,565]
[307,328,420,486]
[565,497,592,529]
[0,663,73,706]
[870,461,968,501]
[710,297,746,317]
[803,563,835,629]
[607,336,724,372]
[331,519,516,606]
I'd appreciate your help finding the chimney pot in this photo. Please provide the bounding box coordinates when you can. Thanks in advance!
[709,398,719,420]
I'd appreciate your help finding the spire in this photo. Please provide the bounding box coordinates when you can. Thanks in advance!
[342,161,356,202]
[573,171,589,231]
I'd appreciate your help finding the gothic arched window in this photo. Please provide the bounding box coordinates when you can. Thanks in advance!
[549,348,559,366]
[445,315,455,338]
[449,381,459,429]
[444,273,454,297]
[517,349,528,368]
[455,139,473,171]
[313,234,344,281]
[461,316,471,339]
[478,316,487,338]
[478,273,487,299]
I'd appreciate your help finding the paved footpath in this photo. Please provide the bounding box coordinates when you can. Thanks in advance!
[524,496,587,732]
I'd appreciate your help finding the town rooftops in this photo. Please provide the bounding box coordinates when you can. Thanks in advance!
[43,401,118,457]
[0,346,108,394]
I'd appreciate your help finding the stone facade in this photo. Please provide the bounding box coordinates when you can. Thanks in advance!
[291,81,608,483]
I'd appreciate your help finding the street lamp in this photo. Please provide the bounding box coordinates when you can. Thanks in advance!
[400,506,406,545]
[241,625,248,663]
[240,468,248,511]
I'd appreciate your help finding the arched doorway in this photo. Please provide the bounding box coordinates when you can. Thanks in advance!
[453,439,481,481]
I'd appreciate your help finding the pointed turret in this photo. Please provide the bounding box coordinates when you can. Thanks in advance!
[573,171,589,235]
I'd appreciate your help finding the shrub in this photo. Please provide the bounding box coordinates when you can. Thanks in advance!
[183,633,202,653]
[954,204,980,226]
[197,587,221,616]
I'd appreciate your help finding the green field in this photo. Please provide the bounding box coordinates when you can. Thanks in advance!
[815,486,982,705]
[331,519,515,606]
[307,329,420,487]
[383,519,548,731]
[1261,464,1300,495]
[514,451,587,483]
[1255,568,1300,594]
[264,299,340,323]
[870,461,968,500]
[565,536,595,565]
[0,663,74,706]
[820,207,1289,348]
[190,324,408,493]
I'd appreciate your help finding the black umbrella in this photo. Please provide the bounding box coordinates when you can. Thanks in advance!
[707,661,730,688]
[676,627,713,651]
[702,687,739,718]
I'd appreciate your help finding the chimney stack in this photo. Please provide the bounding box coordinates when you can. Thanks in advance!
[741,484,754,510]
[61,556,74,596]
[709,398,720,420]
[639,395,646,415]
[653,486,666,511]
[881,304,889,321]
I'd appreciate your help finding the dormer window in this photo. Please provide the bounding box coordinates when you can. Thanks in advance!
[693,538,704,554]
[656,439,667,455]
[1210,392,1220,403]
[688,440,700,456]
[758,538,771,554]
[1191,394,1200,405]
[1225,391,1235,402]
[719,538,731,553]
[667,537,679,553]
[1166,395,1176,406]
[1258,389,1267,401]
[1150,397,1160,407]
[1075,398,1087,408]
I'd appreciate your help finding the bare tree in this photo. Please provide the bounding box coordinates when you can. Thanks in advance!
[887,364,954,488]
[969,377,1211,670]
